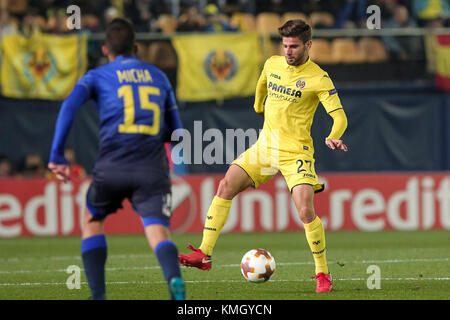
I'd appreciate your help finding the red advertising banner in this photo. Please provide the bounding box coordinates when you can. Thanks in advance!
[0,173,449,237]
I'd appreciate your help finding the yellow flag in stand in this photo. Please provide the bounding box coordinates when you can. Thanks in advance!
[435,34,450,91]
[1,32,87,100]
[172,32,263,101]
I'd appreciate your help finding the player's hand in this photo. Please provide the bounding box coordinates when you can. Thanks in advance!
[325,139,348,152]
[48,162,71,183]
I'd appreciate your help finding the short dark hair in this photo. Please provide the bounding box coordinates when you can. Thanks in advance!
[278,19,312,44]
[105,18,135,56]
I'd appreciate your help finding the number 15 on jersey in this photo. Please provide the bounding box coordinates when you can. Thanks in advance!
[118,85,161,135]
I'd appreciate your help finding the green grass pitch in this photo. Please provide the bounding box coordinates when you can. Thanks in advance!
[0,230,449,300]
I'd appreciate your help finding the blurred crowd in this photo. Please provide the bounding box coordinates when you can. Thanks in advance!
[0,0,448,37]
[0,0,447,67]
[0,149,86,180]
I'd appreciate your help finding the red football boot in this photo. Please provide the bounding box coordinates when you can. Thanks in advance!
[312,272,333,292]
[179,244,212,270]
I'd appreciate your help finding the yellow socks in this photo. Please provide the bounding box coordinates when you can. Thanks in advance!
[199,196,328,276]
[199,196,232,256]
[304,216,329,275]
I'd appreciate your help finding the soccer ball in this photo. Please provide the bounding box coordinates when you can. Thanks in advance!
[240,249,276,283]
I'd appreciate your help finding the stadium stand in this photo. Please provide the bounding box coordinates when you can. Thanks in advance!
[255,12,281,33]
[230,12,256,31]
[157,14,178,34]
[330,38,364,63]
[136,41,148,62]
[308,38,333,64]
[309,11,335,29]
[358,37,389,63]
[147,41,177,69]
[176,6,206,32]
[281,12,310,25]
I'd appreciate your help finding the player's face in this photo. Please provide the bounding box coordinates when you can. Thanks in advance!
[282,37,311,66]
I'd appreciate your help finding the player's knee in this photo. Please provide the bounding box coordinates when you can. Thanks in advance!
[298,206,315,224]
[144,224,171,251]
[217,177,239,199]
[82,209,104,238]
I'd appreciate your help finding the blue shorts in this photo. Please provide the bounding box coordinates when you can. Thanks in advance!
[86,167,172,227]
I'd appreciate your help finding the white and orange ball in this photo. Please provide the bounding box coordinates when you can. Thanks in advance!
[240,249,276,283]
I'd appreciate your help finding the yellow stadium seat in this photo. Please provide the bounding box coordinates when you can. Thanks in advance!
[358,37,389,63]
[309,39,333,64]
[147,41,177,69]
[256,12,281,33]
[330,38,364,63]
[281,12,309,25]
[309,12,335,28]
[157,14,177,34]
[230,12,256,31]
[7,0,27,14]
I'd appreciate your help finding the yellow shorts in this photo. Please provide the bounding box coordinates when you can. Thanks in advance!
[232,141,324,193]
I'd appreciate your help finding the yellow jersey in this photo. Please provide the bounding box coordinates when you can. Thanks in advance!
[254,55,344,155]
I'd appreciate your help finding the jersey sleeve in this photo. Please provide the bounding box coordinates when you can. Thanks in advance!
[253,58,270,114]
[316,73,343,114]
[316,73,348,140]
[49,84,89,164]
[326,108,347,140]
[75,69,96,98]
[49,69,95,164]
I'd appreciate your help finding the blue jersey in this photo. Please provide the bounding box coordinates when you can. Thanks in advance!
[49,55,182,172]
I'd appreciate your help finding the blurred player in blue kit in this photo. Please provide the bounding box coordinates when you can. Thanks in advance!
[48,18,185,300]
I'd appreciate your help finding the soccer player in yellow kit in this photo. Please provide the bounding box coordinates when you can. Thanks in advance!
[179,19,348,293]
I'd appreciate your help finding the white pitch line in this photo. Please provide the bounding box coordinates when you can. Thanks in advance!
[0,258,449,275]
[2,253,448,264]
[0,253,153,263]
[218,258,450,267]
[0,265,162,274]
[358,258,450,264]
[0,277,450,287]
